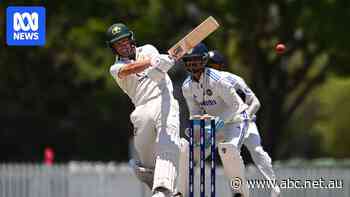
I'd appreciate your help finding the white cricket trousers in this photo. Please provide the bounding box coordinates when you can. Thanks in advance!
[243,122,277,184]
[223,119,277,186]
[130,92,180,193]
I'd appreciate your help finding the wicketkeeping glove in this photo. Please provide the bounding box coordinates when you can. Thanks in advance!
[214,116,225,130]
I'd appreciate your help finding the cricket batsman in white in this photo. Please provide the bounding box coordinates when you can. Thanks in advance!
[177,43,280,197]
[106,23,180,197]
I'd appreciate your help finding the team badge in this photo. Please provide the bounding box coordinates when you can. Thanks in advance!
[111,26,121,35]
[206,89,213,96]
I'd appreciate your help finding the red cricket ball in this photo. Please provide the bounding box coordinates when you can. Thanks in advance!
[275,43,286,54]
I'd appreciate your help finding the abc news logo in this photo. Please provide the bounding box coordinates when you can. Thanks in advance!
[13,12,39,40]
[6,6,46,46]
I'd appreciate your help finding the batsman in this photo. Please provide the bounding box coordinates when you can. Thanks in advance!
[106,23,181,197]
[177,43,280,197]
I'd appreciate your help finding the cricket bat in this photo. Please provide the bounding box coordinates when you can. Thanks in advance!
[168,16,220,60]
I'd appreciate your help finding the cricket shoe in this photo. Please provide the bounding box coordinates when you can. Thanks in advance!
[271,186,281,197]
[172,192,182,197]
[152,188,172,197]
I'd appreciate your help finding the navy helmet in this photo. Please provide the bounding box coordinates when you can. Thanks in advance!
[182,43,210,63]
[181,43,210,74]
[208,50,227,69]
[188,43,209,56]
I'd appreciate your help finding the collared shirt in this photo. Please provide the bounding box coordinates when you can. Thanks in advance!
[110,44,174,106]
[182,68,248,122]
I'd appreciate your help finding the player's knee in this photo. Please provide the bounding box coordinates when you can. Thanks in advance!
[252,146,272,163]
[218,142,240,157]
[129,159,154,189]
[156,126,180,150]
[179,138,189,165]
[254,146,267,156]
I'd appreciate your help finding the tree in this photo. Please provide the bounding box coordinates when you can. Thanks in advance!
[193,0,350,158]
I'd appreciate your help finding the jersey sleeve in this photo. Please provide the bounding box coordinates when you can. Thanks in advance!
[144,44,175,72]
[217,78,247,122]
[182,80,202,117]
[143,45,175,82]
[150,54,175,72]
[142,44,160,59]
[109,59,137,83]
[232,77,261,117]
[110,61,126,81]
[141,45,165,82]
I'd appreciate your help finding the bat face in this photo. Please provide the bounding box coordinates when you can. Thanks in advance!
[168,16,220,60]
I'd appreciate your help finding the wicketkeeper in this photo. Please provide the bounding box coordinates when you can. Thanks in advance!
[177,43,280,197]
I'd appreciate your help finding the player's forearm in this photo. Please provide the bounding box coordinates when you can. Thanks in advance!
[118,59,151,78]
[145,55,175,82]
[245,96,260,118]
[151,55,175,72]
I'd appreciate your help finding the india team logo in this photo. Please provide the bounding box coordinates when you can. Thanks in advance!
[6,6,46,46]
[206,89,213,96]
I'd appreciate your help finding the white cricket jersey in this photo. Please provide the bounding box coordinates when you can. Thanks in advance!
[182,68,248,122]
[110,44,174,106]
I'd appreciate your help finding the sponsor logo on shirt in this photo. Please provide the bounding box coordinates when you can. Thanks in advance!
[206,89,213,96]
[136,73,148,82]
[200,99,217,106]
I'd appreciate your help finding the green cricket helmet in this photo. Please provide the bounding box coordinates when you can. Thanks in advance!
[106,23,136,58]
[106,23,134,46]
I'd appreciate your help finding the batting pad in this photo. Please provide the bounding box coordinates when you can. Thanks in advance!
[218,142,250,197]
[152,151,179,193]
[177,138,189,197]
